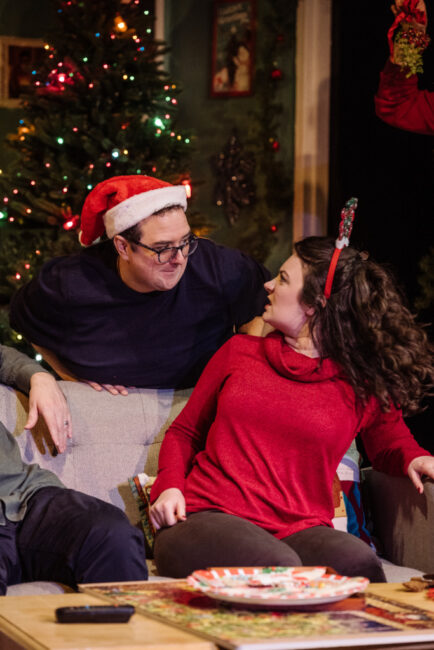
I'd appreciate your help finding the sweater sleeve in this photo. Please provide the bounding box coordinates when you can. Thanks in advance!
[375,59,434,135]
[150,338,234,502]
[0,345,49,394]
[359,399,430,475]
[9,257,72,355]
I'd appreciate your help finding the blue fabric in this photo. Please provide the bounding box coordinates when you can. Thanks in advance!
[342,482,376,550]
[10,238,270,388]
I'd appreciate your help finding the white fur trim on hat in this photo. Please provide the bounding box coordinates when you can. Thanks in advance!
[104,185,187,238]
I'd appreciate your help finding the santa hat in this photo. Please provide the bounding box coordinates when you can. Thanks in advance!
[79,175,188,246]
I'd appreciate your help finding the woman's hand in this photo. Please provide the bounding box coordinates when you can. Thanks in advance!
[27,372,72,453]
[407,455,434,493]
[149,488,186,530]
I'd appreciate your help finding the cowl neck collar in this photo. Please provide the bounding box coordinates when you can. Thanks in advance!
[264,332,341,383]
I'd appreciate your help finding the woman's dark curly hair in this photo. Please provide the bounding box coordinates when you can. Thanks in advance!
[294,236,434,416]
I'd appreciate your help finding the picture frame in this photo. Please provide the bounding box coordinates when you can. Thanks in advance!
[210,0,255,98]
[0,36,45,108]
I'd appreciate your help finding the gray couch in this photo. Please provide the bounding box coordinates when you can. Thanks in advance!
[0,380,430,595]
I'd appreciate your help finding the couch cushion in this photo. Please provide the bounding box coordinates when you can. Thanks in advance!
[0,381,191,525]
[5,581,74,596]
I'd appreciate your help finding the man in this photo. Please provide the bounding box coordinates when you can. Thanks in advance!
[10,175,270,393]
[375,0,434,135]
[0,344,148,595]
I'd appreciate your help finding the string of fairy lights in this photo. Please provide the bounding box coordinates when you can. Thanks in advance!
[0,0,192,238]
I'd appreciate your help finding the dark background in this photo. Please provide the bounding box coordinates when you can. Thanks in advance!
[330,0,434,452]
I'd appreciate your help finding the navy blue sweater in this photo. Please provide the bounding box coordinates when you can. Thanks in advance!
[10,239,270,388]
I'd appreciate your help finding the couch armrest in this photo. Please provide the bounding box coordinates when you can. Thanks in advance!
[363,468,434,573]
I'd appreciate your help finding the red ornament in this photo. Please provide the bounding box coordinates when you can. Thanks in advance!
[61,207,80,231]
[270,224,278,232]
[39,59,83,94]
[271,68,283,80]
[271,140,280,152]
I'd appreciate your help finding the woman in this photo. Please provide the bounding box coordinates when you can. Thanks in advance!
[149,236,434,582]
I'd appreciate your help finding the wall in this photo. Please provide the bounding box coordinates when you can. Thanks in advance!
[293,0,331,242]
[165,0,296,271]
[0,0,54,168]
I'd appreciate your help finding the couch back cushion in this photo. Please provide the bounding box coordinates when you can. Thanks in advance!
[0,381,191,525]
[1,381,373,547]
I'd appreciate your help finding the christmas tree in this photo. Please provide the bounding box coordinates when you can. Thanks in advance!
[0,0,194,349]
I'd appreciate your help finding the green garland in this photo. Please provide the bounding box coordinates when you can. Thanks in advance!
[394,26,431,77]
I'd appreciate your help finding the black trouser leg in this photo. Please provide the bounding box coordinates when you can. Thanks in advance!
[0,518,21,595]
[17,487,148,588]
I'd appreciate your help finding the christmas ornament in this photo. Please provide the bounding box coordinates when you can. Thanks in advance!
[393,26,430,77]
[211,131,256,226]
[388,0,430,76]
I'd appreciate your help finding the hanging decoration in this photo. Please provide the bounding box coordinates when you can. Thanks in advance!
[388,0,430,77]
[209,0,296,262]
[211,131,256,226]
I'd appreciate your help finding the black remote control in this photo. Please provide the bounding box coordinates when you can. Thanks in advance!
[55,604,135,623]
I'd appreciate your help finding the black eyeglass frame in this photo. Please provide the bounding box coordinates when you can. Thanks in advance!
[131,234,198,264]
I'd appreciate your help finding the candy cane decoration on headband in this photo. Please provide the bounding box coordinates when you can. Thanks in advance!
[324,197,358,300]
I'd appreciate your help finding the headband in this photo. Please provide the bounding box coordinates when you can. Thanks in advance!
[324,197,358,300]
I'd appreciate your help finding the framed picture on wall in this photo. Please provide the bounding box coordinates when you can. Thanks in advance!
[0,37,45,108]
[211,0,255,98]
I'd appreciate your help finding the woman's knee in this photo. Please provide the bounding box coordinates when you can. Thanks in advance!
[284,526,386,582]
[154,511,301,578]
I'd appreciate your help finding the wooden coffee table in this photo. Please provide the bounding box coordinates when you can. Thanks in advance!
[0,591,215,650]
[3,583,434,650]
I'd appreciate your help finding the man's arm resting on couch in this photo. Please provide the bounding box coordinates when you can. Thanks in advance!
[32,345,129,396]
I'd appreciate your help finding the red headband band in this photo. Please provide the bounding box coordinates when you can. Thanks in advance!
[324,197,358,300]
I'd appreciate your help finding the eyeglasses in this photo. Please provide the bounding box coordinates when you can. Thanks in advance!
[131,235,198,264]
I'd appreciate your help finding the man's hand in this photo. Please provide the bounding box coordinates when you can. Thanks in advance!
[27,372,72,453]
[84,381,130,396]
[238,316,274,337]
[32,344,131,396]
[392,0,427,32]
[149,488,186,530]
[407,455,434,493]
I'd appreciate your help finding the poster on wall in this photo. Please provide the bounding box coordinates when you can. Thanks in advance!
[0,37,44,108]
[211,0,255,98]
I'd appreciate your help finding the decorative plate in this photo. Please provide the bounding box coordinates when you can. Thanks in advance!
[187,566,369,607]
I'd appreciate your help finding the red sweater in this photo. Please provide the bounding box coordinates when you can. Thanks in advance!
[375,59,434,135]
[151,333,428,539]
